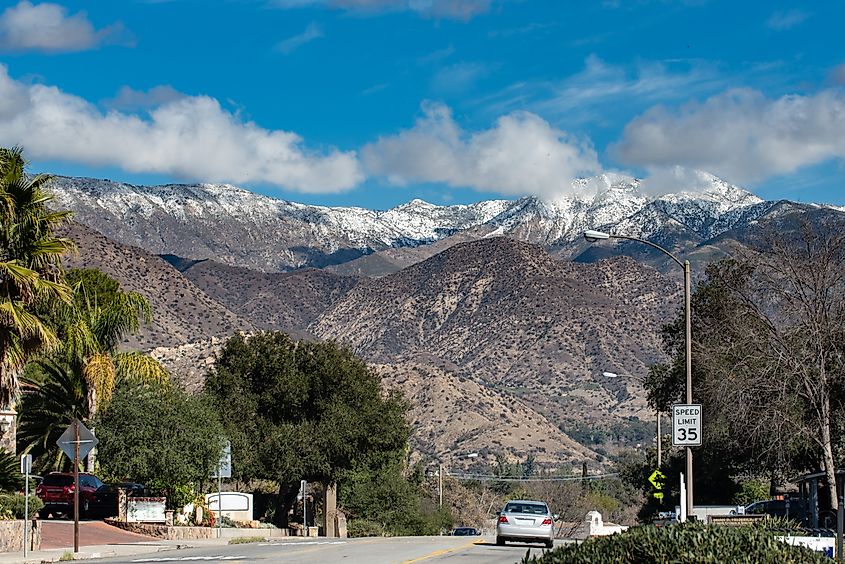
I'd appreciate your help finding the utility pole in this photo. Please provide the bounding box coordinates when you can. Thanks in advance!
[657,412,662,467]
[684,260,694,515]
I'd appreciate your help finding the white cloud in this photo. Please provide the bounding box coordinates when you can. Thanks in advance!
[106,85,186,111]
[0,1,132,53]
[362,102,602,198]
[480,55,725,124]
[612,88,845,184]
[766,9,809,31]
[831,63,845,85]
[0,65,363,193]
[271,0,491,20]
[275,22,323,54]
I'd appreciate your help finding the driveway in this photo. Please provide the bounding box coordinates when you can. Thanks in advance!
[40,520,158,550]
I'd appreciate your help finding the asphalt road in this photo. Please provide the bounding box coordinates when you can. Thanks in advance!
[96,535,566,564]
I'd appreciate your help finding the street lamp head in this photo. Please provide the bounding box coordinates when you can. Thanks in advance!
[584,230,611,242]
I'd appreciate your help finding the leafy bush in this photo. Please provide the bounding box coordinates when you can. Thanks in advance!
[733,480,769,506]
[0,493,43,519]
[0,449,23,492]
[522,523,830,564]
[228,536,266,544]
[347,518,385,537]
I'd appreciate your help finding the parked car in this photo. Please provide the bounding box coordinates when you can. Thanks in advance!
[745,498,807,520]
[35,472,104,518]
[451,526,481,536]
[91,482,147,517]
[496,499,556,548]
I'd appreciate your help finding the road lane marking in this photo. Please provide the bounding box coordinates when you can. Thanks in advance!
[132,557,246,562]
[399,539,480,564]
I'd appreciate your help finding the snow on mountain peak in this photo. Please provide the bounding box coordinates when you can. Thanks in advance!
[47,171,767,267]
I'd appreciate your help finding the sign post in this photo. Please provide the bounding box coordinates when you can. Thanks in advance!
[56,419,98,554]
[672,404,702,447]
[21,454,31,558]
[210,440,231,539]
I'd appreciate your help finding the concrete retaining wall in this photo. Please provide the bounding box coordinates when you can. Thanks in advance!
[0,520,41,553]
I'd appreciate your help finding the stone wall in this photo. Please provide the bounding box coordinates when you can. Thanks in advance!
[105,519,289,540]
[0,520,41,553]
[106,519,215,540]
[0,409,16,455]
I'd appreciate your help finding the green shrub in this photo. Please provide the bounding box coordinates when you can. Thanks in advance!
[347,518,385,537]
[228,536,266,544]
[0,449,23,492]
[0,493,44,519]
[732,480,769,506]
[522,523,830,564]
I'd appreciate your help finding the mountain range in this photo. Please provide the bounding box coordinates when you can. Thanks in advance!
[52,172,845,469]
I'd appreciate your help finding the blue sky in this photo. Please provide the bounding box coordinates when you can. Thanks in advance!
[0,0,843,209]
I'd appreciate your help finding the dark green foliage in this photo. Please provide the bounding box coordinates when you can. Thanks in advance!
[522,523,830,564]
[17,360,88,473]
[0,493,43,519]
[96,380,223,505]
[205,333,412,526]
[0,448,23,492]
[341,460,453,536]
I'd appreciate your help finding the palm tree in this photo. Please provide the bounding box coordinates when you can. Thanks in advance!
[18,271,171,472]
[0,147,74,413]
[50,269,170,469]
[17,360,87,473]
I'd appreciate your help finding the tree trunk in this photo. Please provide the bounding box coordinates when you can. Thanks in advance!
[273,482,299,528]
[821,396,838,511]
[86,388,97,472]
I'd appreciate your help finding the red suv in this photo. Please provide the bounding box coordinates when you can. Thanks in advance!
[36,472,104,518]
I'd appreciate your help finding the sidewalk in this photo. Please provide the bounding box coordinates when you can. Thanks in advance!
[0,537,232,564]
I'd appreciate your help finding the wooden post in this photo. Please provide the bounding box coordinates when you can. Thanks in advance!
[73,420,80,553]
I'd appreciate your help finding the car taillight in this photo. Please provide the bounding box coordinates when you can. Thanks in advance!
[541,518,553,525]
[498,515,509,523]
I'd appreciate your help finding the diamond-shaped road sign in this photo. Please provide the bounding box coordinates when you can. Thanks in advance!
[56,419,98,461]
[648,469,666,491]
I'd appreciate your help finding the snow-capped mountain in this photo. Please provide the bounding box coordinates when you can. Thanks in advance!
[50,172,770,272]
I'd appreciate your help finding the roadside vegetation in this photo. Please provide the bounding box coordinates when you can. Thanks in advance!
[522,521,829,564]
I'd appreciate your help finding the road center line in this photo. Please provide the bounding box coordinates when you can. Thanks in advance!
[399,539,480,564]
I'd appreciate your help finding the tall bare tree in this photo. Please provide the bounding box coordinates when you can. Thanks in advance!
[647,214,845,510]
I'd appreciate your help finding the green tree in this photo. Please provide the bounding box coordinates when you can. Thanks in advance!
[205,332,410,527]
[0,147,74,410]
[96,380,224,505]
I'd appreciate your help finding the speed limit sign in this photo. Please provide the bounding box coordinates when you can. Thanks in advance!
[672,404,702,446]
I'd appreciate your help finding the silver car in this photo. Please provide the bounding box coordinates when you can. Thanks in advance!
[496,499,555,548]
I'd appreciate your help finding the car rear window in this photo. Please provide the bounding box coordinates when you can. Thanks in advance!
[505,502,548,515]
[42,474,73,486]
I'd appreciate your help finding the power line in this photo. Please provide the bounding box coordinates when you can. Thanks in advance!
[445,472,620,482]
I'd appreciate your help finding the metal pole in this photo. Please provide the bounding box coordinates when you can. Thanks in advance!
[24,460,29,558]
[302,480,308,536]
[837,491,843,562]
[217,472,222,539]
[438,464,443,508]
[656,411,662,467]
[684,260,694,516]
[74,420,80,554]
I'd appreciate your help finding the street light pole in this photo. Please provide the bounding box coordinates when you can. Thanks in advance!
[584,230,693,514]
